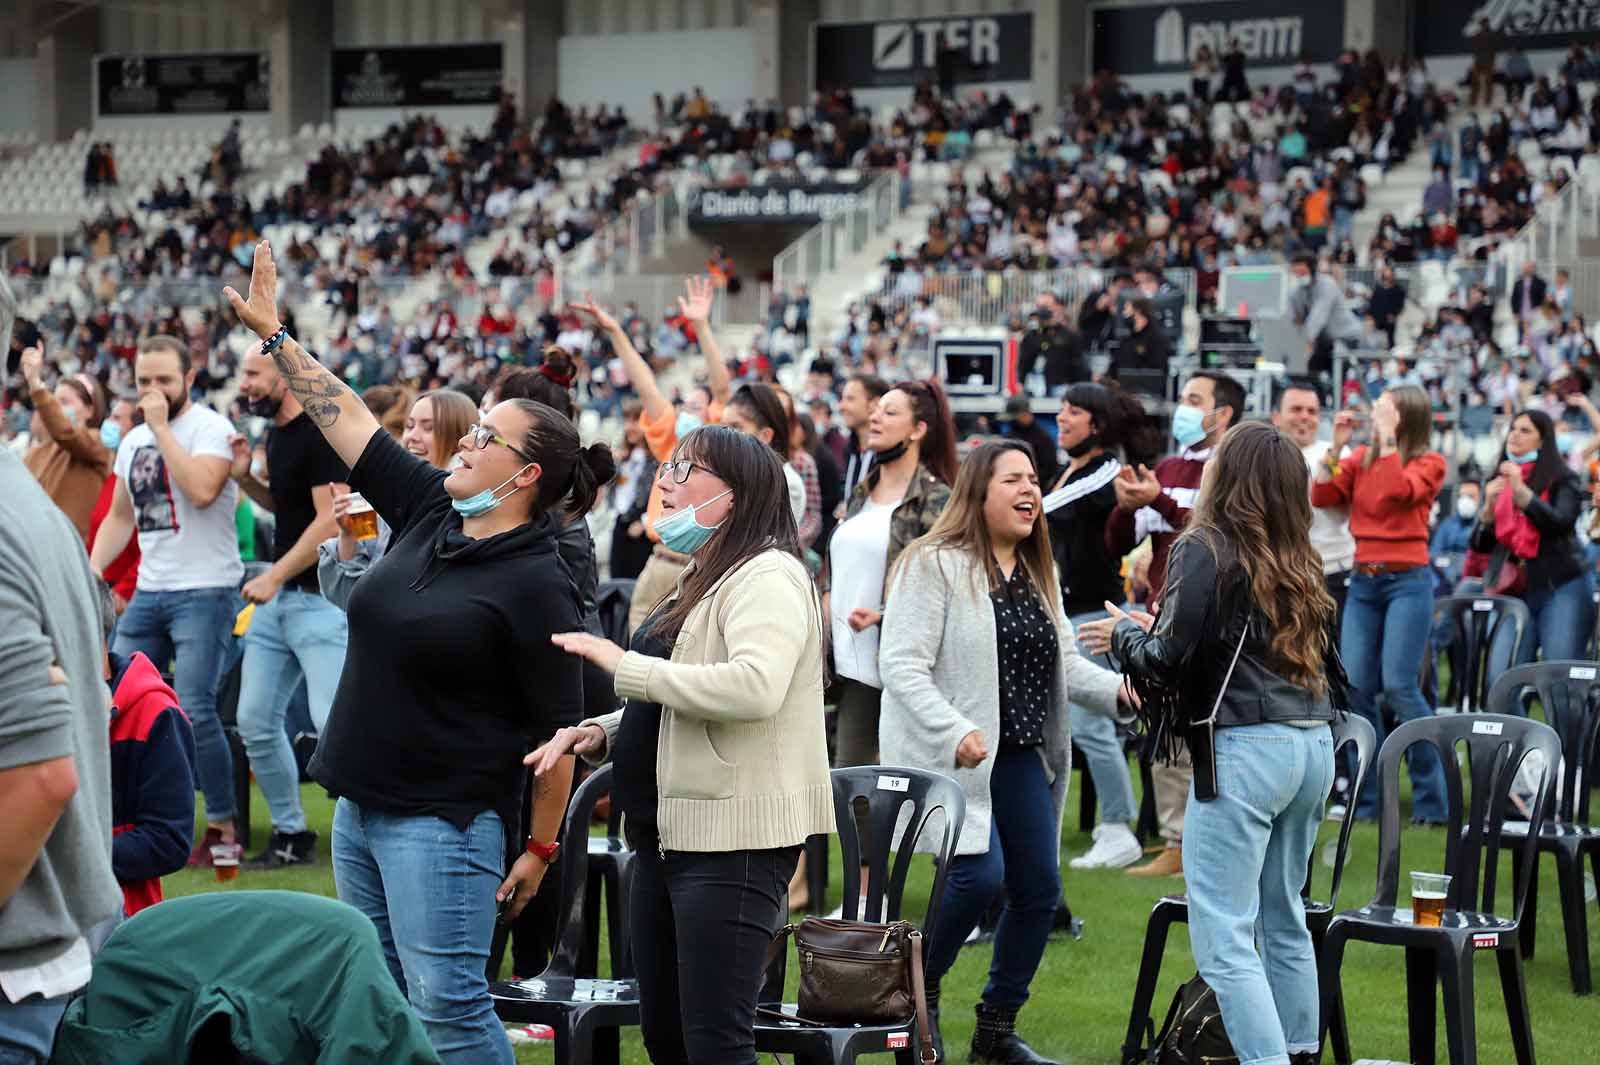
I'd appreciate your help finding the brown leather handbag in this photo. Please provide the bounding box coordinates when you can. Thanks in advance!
[762,916,938,1063]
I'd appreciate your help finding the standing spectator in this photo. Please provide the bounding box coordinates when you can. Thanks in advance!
[1049,383,1145,871]
[880,442,1126,1061]
[1220,38,1250,102]
[1511,260,1547,342]
[89,397,141,623]
[999,395,1058,489]
[1289,255,1362,382]
[0,275,123,1064]
[1471,410,1593,663]
[1105,371,1244,877]
[1108,299,1173,399]
[1312,387,1448,823]
[839,372,891,501]
[1273,382,1355,625]
[228,344,351,868]
[1191,44,1217,103]
[19,345,111,541]
[608,402,657,581]
[90,336,244,864]
[1367,267,1407,347]
[1469,15,1499,107]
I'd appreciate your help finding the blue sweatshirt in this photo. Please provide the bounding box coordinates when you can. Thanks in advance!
[109,652,195,915]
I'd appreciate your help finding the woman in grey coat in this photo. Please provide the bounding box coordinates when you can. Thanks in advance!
[879,441,1127,1065]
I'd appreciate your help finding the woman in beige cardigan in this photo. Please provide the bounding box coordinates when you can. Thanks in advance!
[19,344,111,540]
[532,425,833,1065]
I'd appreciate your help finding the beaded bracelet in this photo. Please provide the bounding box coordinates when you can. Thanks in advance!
[261,325,290,355]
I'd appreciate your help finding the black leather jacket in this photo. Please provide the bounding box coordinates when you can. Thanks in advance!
[1468,466,1585,595]
[1111,534,1342,745]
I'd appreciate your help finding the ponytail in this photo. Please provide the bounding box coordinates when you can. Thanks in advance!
[565,442,617,522]
[894,378,959,486]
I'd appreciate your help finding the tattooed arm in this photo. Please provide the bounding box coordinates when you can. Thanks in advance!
[224,241,381,470]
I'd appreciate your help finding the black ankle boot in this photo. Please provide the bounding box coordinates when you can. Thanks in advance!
[969,1001,1057,1065]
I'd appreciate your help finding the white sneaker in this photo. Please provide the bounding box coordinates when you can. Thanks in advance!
[1326,803,1348,823]
[1068,823,1142,869]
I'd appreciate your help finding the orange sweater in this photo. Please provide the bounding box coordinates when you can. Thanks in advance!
[1310,447,1444,566]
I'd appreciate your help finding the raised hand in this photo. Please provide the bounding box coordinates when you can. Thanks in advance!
[569,292,620,334]
[18,344,44,389]
[678,276,715,323]
[222,240,284,339]
[524,724,607,777]
[228,435,252,481]
[1331,410,1359,451]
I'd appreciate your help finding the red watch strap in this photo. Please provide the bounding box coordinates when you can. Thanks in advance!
[526,838,560,862]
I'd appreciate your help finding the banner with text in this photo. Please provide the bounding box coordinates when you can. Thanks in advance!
[96,52,269,116]
[332,44,503,109]
[813,12,1032,90]
[690,183,867,225]
[1414,0,1600,58]
[1090,0,1344,77]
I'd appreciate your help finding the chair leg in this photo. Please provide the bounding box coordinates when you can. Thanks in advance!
[602,867,627,979]
[581,871,603,978]
[1405,946,1439,1065]
[1438,945,1478,1065]
[553,1015,589,1065]
[485,922,510,982]
[805,833,829,915]
[1122,905,1177,1061]
[1514,850,1540,961]
[592,1022,620,1065]
[1498,945,1537,1065]
[1554,846,1593,995]
[1318,928,1352,1065]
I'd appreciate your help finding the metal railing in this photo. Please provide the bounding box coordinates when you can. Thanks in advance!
[771,173,899,293]
[861,266,1197,326]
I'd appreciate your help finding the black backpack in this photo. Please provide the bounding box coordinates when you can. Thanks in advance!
[1150,974,1238,1065]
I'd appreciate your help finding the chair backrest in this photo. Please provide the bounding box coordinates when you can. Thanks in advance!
[1305,713,1378,909]
[832,765,966,937]
[596,579,635,646]
[1369,714,1561,923]
[1487,660,1600,825]
[540,765,615,981]
[1432,595,1532,713]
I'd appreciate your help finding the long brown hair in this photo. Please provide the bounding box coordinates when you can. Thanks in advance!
[361,384,413,439]
[893,441,1061,623]
[1179,422,1335,693]
[881,379,958,486]
[1362,385,1432,469]
[416,389,477,469]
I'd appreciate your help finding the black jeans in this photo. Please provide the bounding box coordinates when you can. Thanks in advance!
[628,830,800,1065]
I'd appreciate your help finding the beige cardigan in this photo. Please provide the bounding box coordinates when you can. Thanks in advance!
[584,549,836,852]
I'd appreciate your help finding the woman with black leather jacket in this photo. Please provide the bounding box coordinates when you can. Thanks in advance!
[1080,423,1346,1065]
[1470,408,1593,664]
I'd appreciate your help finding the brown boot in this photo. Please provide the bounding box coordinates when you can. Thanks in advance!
[1126,846,1183,878]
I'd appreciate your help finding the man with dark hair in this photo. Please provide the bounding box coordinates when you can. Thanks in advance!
[1272,379,1354,625]
[838,372,890,501]
[1289,254,1361,381]
[1016,294,1085,394]
[1109,297,1173,398]
[1104,370,1242,879]
[90,336,243,868]
[0,273,123,1064]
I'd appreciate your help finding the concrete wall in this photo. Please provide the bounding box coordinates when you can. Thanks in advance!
[558,28,760,119]
[562,0,753,36]
[0,59,38,135]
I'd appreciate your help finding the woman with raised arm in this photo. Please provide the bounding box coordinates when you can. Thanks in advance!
[19,342,112,540]
[223,241,611,1065]
[528,426,833,1065]
[572,278,733,631]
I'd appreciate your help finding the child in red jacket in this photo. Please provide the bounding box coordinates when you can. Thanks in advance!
[107,640,196,914]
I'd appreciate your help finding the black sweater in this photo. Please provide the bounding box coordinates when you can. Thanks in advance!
[1046,453,1126,617]
[310,430,584,832]
[1469,467,1586,595]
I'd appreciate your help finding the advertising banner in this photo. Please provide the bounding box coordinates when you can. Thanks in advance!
[689,182,867,225]
[1090,1,1344,77]
[96,52,269,116]
[814,12,1032,90]
[332,44,503,109]
[1414,0,1600,57]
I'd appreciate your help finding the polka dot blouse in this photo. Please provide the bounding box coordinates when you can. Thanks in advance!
[991,563,1059,749]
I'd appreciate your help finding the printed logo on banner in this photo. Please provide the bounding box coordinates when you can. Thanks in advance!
[1464,0,1600,39]
[1154,9,1186,66]
[874,24,914,70]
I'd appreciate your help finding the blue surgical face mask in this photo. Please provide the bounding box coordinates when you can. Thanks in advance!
[452,464,533,518]
[676,411,704,438]
[1172,404,1209,450]
[1556,432,1575,456]
[62,406,78,426]
[100,420,122,451]
[1508,448,1539,465]
[652,488,732,554]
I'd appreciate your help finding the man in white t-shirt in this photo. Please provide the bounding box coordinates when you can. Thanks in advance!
[1273,380,1355,624]
[90,336,244,865]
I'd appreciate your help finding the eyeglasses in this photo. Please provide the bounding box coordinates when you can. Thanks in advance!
[466,424,537,465]
[658,459,710,484]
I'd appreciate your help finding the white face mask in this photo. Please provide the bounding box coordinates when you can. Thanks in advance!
[1456,495,1479,521]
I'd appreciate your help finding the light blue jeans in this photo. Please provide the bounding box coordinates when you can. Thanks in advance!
[1069,609,1137,825]
[113,586,238,822]
[1184,723,1334,1065]
[236,589,349,834]
[332,800,512,1065]
[0,995,69,1065]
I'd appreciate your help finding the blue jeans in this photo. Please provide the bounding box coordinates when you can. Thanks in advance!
[1070,609,1137,825]
[113,586,238,822]
[332,800,511,1065]
[926,747,1060,1008]
[1515,572,1595,665]
[237,589,349,835]
[0,995,69,1065]
[1186,724,1334,1065]
[1342,568,1449,822]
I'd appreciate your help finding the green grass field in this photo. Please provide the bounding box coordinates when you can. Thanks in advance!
[165,775,1600,1065]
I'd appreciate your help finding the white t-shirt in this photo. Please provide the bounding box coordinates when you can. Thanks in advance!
[784,462,806,528]
[1302,440,1356,575]
[114,404,243,592]
[828,498,895,687]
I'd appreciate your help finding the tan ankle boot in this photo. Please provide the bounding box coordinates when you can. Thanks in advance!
[1126,846,1183,878]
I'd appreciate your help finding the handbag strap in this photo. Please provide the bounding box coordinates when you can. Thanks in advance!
[1196,613,1250,729]
[907,929,938,1064]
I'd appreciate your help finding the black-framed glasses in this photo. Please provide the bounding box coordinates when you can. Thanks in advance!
[658,459,709,484]
[466,423,537,464]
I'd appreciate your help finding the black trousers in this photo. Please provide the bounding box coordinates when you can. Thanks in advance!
[1326,568,1351,637]
[628,830,800,1065]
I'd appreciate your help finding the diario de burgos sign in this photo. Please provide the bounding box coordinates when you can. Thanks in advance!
[689,184,866,225]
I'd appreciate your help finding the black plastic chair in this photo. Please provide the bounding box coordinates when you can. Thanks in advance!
[754,765,966,1065]
[1487,661,1600,994]
[1432,594,1531,715]
[1118,714,1376,1065]
[582,788,635,980]
[1318,713,1561,1065]
[490,765,638,1065]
